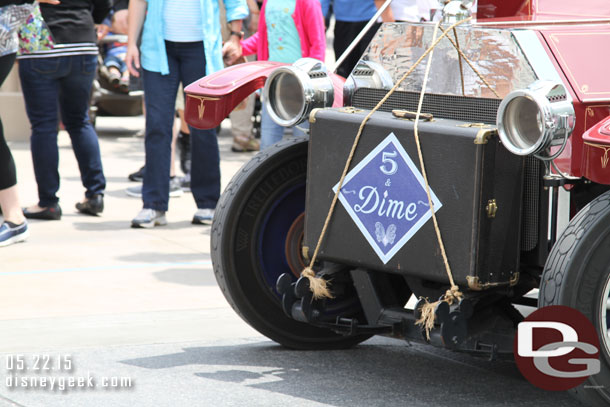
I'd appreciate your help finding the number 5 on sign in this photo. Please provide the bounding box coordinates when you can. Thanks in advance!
[380,151,398,175]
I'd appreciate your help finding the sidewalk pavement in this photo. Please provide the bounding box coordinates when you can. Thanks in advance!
[0,115,262,353]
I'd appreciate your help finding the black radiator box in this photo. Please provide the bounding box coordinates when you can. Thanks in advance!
[304,108,524,287]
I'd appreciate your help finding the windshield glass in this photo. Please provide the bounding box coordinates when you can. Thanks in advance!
[360,23,537,99]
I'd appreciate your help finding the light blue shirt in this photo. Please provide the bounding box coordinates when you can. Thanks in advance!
[141,0,248,76]
[163,0,204,42]
[266,0,302,63]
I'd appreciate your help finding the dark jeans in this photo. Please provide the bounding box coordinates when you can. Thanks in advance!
[19,54,106,207]
[333,20,381,78]
[142,41,219,212]
[0,53,17,191]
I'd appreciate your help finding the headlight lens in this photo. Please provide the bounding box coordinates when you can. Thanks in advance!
[264,58,334,127]
[269,72,304,122]
[497,81,575,156]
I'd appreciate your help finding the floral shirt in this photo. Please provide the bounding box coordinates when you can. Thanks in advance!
[0,3,34,56]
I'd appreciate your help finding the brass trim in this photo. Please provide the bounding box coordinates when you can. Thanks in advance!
[473,128,497,145]
[339,107,364,114]
[584,141,610,169]
[187,94,220,120]
[466,274,517,291]
[458,123,489,128]
[466,276,484,291]
[509,272,520,287]
[486,199,498,218]
[391,109,433,121]
[309,108,322,124]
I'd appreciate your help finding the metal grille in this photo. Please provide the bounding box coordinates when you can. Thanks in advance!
[352,89,501,124]
[521,156,540,252]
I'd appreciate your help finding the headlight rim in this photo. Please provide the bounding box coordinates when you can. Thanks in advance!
[263,58,334,128]
[497,80,575,157]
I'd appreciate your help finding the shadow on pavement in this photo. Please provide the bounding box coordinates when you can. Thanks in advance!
[120,339,578,407]
[153,268,217,287]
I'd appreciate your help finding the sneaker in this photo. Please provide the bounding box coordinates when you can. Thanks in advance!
[180,173,191,192]
[126,178,183,198]
[192,208,215,224]
[128,166,145,182]
[131,208,167,228]
[231,134,260,152]
[0,221,29,247]
[169,177,184,197]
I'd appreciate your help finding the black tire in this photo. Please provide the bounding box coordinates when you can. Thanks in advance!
[539,190,610,406]
[211,136,371,349]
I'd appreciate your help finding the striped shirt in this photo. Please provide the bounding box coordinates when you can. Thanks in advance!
[163,0,204,42]
[17,42,98,59]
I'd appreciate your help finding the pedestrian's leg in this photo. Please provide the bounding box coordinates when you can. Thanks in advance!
[178,41,220,214]
[18,57,62,209]
[260,101,286,150]
[0,53,24,226]
[230,92,258,152]
[140,47,180,212]
[58,55,106,201]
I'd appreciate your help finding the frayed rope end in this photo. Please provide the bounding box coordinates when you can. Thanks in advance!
[415,298,437,341]
[301,267,334,300]
[415,286,464,341]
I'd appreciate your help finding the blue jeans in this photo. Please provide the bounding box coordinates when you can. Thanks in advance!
[19,55,106,207]
[142,41,219,212]
[260,101,308,150]
[104,45,127,73]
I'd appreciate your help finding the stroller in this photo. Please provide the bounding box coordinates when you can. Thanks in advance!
[89,34,143,127]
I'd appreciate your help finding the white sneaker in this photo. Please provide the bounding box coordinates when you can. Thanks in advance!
[131,208,167,228]
[192,208,215,224]
[126,179,183,198]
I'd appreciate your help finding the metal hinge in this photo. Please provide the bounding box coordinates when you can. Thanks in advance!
[486,199,498,218]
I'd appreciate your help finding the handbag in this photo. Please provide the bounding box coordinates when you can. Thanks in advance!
[17,3,54,55]
[0,4,35,56]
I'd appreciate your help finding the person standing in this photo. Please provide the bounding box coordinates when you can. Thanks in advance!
[224,0,326,150]
[0,0,59,246]
[325,0,384,79]
[126,0,248,228]
[18,0,111,220]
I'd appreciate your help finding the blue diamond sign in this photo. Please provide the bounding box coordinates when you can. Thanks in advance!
[333,133,442,264]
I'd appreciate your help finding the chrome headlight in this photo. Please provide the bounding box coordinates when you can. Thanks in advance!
[263,58,334,127]
[343,60,393,106]
[497,81,575,156]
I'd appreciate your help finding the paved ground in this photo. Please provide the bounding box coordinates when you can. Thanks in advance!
[0,117,578,406]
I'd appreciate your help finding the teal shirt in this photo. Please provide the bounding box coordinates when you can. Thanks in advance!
[266,0,302,63]
[141,0,248,76]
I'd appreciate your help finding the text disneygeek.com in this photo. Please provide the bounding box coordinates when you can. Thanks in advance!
[3,354,133,392]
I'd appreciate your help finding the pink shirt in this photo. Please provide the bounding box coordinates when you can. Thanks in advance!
[241,0,326,62]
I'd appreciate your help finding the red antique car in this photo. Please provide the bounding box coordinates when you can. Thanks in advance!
[185,1,610,405]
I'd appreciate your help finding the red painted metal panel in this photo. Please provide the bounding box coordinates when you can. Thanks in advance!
[477,0,531,19]
[477,0,610,21]
[533,0,610,19]
[582,116,610,183]
[541,28,610,102]
[184,61,285,129]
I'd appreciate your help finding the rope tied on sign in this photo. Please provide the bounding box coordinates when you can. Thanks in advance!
[299,17,474,300]
[301,16,499,343]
